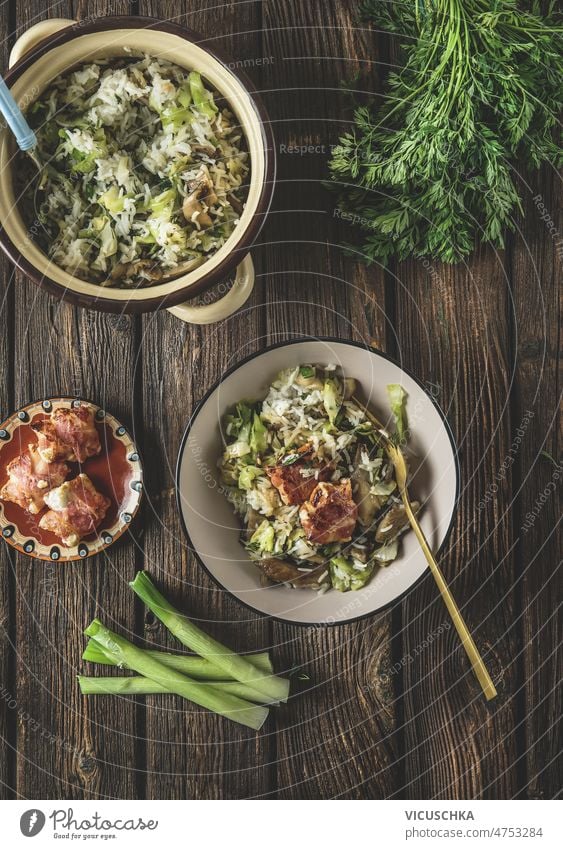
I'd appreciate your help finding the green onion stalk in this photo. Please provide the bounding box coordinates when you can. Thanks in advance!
[129,572,290,703]
[84,619,268,731]
[83,638,280,705]
[78,675,275,703]
[82,639,273,679]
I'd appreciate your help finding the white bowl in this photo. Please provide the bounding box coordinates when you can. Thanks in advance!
[176,339,460,625]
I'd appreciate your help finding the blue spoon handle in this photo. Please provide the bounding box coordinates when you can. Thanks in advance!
[0,73,36,151]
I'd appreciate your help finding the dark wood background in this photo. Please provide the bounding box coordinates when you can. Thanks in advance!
[0,0,560,800]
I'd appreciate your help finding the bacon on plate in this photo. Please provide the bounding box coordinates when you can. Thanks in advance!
[0,445,69,514]
[39,473,110,547]
[33,406,101,464]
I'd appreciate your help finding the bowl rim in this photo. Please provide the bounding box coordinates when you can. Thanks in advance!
[0,395,143,562]
[0,15,276,314]
[175,336,462,626]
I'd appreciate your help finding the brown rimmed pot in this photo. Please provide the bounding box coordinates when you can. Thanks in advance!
[0,16,276,324]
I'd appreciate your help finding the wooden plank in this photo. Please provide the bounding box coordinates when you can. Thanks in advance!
[511,167,561,799]
[396,248,521,798]
[0,0,15,799]
[11,0,139,799]
[0,286,15,799]
[261,1,402,799]
[137,0,271,800]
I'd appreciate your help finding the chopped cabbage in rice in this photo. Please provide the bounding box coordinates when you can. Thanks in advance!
[218,365,416,593]
[18,55,249,287]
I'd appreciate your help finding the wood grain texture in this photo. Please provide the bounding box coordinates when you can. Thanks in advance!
[510,164,562,799]
[0,0,16,802]
[395,250,521,799]
[261,0,401,799]
[137,0,272,801]
[10,0,139,800]
[0,0,559,801]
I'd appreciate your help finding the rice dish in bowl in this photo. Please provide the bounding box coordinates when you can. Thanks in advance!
[176,338,460,624]
[218,364,419,594]
[18,54,249,288]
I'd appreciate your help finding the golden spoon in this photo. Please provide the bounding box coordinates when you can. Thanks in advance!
[353,396,497,701]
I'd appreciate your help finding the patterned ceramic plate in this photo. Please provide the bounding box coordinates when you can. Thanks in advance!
[0,398,143,562]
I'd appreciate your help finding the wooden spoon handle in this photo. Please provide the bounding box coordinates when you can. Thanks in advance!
[401,496,497,701]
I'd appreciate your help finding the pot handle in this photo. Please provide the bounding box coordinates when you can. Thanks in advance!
[166,254,255,325]
[9,18,75,68]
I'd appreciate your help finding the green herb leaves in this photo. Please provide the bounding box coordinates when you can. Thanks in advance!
[329,0,562,263]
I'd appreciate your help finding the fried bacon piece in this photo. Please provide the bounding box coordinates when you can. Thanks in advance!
[33,406,101,464]
[299,479,358,544]
[39,473,110,547]
[0,445,69,514]
[266,444,332,506]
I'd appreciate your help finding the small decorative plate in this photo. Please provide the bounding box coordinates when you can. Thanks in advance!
[0,397,143,562]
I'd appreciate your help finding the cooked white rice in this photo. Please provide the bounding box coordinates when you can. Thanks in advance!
[20,55,249,287]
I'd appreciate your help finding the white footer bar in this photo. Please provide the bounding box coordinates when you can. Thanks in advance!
[1,799,559,848]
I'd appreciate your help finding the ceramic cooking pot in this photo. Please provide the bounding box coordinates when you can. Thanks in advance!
[0,16,275,324]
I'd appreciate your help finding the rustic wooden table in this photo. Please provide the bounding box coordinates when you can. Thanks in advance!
[0,0,560,800]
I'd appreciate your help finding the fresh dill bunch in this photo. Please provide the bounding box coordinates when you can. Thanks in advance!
[329,0,563,264]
